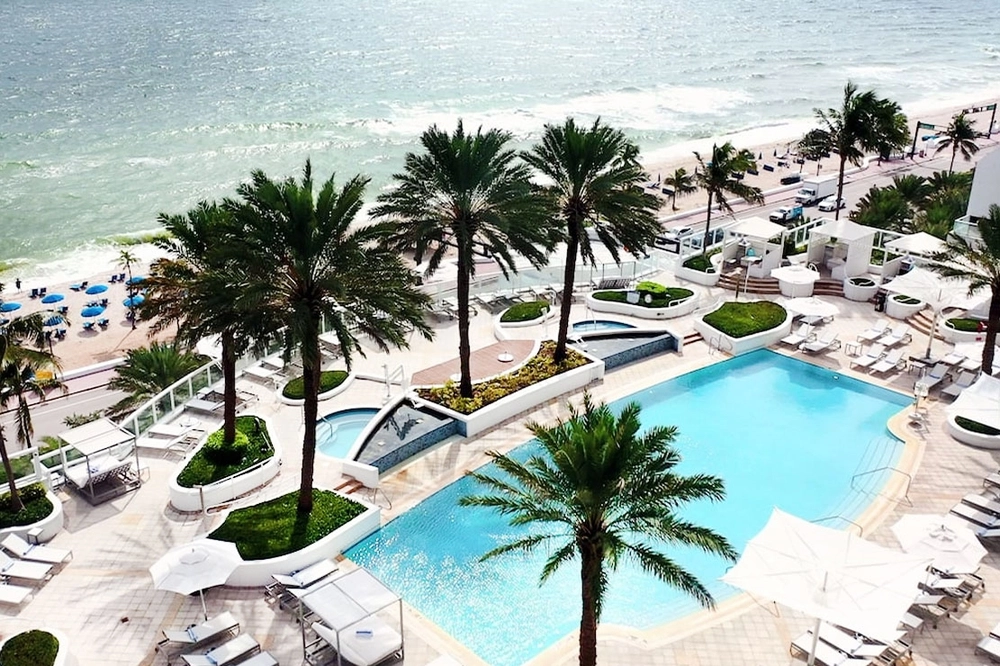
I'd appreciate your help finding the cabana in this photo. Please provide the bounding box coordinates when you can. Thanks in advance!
[723,217,786,278]
[806,218,877,280]
[883,232,947,260]
[57,418,141,504]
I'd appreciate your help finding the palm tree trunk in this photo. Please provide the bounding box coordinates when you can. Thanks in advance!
[950,146,957,174]
[554,221,580,364]
[0,436,23,513]
[221,331,237,445]
[577,543,601,666]
[671,194,677,211]
[297,327,321,514]
[984,289,1000,376]
[456,249,473,399]
[700,191,715,255]
[834,154,847,221]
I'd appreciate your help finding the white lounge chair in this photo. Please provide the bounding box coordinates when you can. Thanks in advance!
[915,363,950,392]
[878,325,912,347]
[977,635,1000,663]
[963,493,1000,518]
[0,550,53,582]
[158,611,240,662]
[0,581,32,605]
[781,323,813,347]
[869,348,905,375]
[951,502,1000,529]
[180,633,259,666]
[857,318,889,343]
[800,332,840,354]
[1,534,72,564]
[271,558,338,589]
[850,343,885,369]
[942,371,977,398]
[940,349,967,366]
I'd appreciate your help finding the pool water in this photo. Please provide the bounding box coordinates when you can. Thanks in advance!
[316,408,380,459]
[571,319,636,332]
[346,351,910,666]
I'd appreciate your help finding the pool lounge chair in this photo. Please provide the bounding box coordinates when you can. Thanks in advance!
[857,318,889,343]
[781,323,813,347]
[950,502,1000,529]
[878,324,912,348]
[799,332,840,354]
[963,492,1000,518]
[978,635,1000,663]
[940,348,967,365]
[0,550,53,583]
[158,611,240,664]
[180,633,259,666]
[869,348,905,375]
[1,534,72,565]
[942,371,977,399]
[0,581,32,605]
[266,559,339,610]
[915,363,950,392]
[789,631,870,666]
[850,343,885,369]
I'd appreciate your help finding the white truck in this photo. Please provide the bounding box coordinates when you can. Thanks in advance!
[794,175,837,206]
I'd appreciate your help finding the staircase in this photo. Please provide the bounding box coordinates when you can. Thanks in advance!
[717,272,844,298]
[682,331,703,347]
[909,310,941,340]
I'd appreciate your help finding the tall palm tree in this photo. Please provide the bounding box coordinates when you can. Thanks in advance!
[106,341,206,419]
[693,142,763,252]
[119,249,140,329]
[227,160,433,514]
[523,118,660,363]
[663,167,698,211]
[930,204,1000,375]
[935,112,979,173]
[374,121,552,396]
[460,393,736,666]
[803,81,906,219]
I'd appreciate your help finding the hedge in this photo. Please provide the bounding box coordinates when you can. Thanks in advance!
[500,300,548,323]
[282,370,349,400]
[703,301,787,338]
[176,416,274,488]
[0,630,59,666]
[0,483,53,530]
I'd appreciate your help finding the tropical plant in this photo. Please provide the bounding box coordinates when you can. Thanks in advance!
[460,393,736,666]
[929,204,1000,375]
[663,167,697,211]
[693,142,763,252]
[118,249,139,329]
[889,174,931,209]
[851,185,912,233]
[226,160,433,514]
[523,118,660,362]
[374,121,552,394]
[935,112,979,173]
[106,342,205,419]
[800,81,907,219]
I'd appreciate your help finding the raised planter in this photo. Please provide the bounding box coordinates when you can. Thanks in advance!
[674,262,720,287]
[885,294,925,320]
[221,490,381,587]
[940,322,988,343]
[493,306,557,341]
[168,415,282,512]
[0,628,76,666]
[693,307,792,356]
[585,292,697,319]
[946,414,1000,449]
[843,276,880,302]
[279,372,355,406]
[0,490,63,544]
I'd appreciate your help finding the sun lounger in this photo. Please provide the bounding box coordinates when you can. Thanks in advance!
[869,348,905,375]
[158,611,240,663]
[0,581,32,605]
[0,550,53,583]
[850,343,885,369]
[1,534,72,564]
[909,594,956,628]
[782,323,813,347]
[963,492,1000,518]
[942,370,977,398]
[271,558,338,589]
[790,630,870,666]
[799,332,840,354]
[978,635,1000,663]
[185,398,224,414]
[915,363,950,392]
[919,575,975,603]
[312,618,403,666]
[985,473,1000,493]
[180,633,259,666]
[940,349,967,365]
[857,318,888,343]
[951,502,1000,529]
[878,325,912,347]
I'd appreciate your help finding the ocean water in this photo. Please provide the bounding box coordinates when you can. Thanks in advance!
[1,0,999,277]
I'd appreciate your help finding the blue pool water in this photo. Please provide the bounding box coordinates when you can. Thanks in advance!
[316,408,380,459]
[572,319,636,332]
[346,351,910,666]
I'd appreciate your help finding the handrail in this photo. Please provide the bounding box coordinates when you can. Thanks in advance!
[851,466,913,506]
[811,515,864,536]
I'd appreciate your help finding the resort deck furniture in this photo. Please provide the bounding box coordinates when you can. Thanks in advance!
[850,343,885,369]
[857,319,889,342]
[940,349,967,365]
[1,534,72,565]
[978,635,1000,663]
[799,332,840,354]
[919,575,975,603]
[781,323,813,347]
[960,356,983,373]
[0,581,32,605]
[158,611,240,664]
[942,371,977,398]
[186,397,225,414]
[915,363,950,392]
[312,619,403,666]
[963,493,1000,518]
[244,364,276,382]
[985,473,1000,493]
[0,551,53,583]
[789,630,870,666]
[878,325,912,348]
[950,502,1000,529]
[181,633,259,666]
[266,559,339,610]
[908,596,952,629]
[869,349,906,375]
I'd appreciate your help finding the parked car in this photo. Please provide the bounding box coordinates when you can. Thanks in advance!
[654,225,694,252]
[817,196,846,212]
[769,206,804,224]
[779,173,803,186]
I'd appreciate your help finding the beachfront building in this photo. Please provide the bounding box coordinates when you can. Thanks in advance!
[952,147,1000,243]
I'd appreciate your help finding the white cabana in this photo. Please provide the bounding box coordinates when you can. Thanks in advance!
[883,232,947,258]
[57,418,141,504]
[808,218,877,280]
[725,217,785,278]
[729,216,785,240]
[947,374,1000,431]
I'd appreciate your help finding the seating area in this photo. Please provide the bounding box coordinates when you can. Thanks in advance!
[790,621,912,666]
[1,534,72,566]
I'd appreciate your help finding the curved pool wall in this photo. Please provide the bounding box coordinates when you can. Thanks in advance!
[353,399,458,472]
[316,408,381,459]
[571,319,636,332]
[346,350,910,666]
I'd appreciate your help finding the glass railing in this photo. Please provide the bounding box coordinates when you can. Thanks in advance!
[118,360,224,438]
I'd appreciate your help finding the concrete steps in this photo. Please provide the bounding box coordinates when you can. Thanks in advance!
[717,273,844,298]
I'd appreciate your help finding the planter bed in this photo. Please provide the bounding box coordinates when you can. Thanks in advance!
[585,288,696,320]
[885,294,925,320]
[674,261,720,287]
[693,301,792,355]
[0,484,63,544]
[0,628,76,666]
[843,276,880,302]
[280,371,354,406]
[947,414,1000,449]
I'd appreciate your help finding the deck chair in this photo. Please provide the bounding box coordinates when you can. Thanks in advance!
[909,595,955,628]
[271,558,338,590]
[790,631,870,666]
[180,633,258,666]
[878,324,912,347]
[977,635,1000,663]
[963,493,1000,518]
[0,581,32,605]
[1,534,72,564]
[781,323,813,347]
[850,343,885,369]
[800,332,840,354]
[942,371,977,398]
[951,502,1000,529]
[158,611,240,663]
[940,348,967,365]
[0,550,53,583]
[915,363,950,392]
[869,348,905,375]
[857,318,889,342]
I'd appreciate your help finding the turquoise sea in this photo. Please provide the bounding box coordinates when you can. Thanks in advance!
[1,0,999,277]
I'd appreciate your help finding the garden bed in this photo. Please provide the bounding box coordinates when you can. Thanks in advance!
[674,255,719,287]
[0,629,61,666]
[885,293,925,320]
[694,301,791,355]
[587,282,696,320]
[500,300,550,324]
[843,276,879,302]
[280,370,352,406]
[947,414,1000,449]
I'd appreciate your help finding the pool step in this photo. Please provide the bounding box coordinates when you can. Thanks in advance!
[682,331,704,347]
[334,477,365,495]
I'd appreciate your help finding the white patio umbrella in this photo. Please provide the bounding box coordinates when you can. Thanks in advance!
[721,509,931,666]
[953,340,1000,375]
[150,539,242,620]
[782,297,839,319]
[891,514,986,575]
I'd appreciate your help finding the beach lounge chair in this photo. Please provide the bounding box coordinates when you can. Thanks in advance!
[266,559,338,610]
[977,635,1000,663]
[878,324,912,347]
[0,581,32,605]
[963,492,1000,518]
[789,630,870,666]
[908,594,955,628]
[1,534,72,565]
[849,343,885,369]
[940,348,967,365]
[157,611,240,663]
[82,321,95,331]
[180,633,259,666]
[942,371,977,399]
[0,550,53,583]
[951,502,1000,529]
[869,348,905,375]
[29,288,39,298]
[915,363,950,392]
[799,332,840,354]
[781,323,813,347]
[857,318,889,343]
[919,574,976,603]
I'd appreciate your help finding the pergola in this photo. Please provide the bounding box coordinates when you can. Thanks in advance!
[807,218,877,280]
[57,418,141,504]
[725,217,786,278]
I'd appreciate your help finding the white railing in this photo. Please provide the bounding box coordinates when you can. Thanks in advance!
[118,360,224,438]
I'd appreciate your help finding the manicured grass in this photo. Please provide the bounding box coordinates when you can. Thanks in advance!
[702,301,787,338]
[500,300,548,323]
[208,489,366,560]
[0,483,53,530]
[417,340,591,414]
[176,416,274,488]
[955,416,1000,436]
[0,630,58,666]
[947,318,982,332]
[682,255,713,272]
[592,286,693,308]
[892,294,921,305]
[848,277,876,287]
[282,370,349,400]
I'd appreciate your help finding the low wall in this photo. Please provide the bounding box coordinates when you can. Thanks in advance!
[693,309,792,356]
[674,264,720,287]
[0,490,63,543]
[600,332,679,370]
[885,297,925,320]
[493,307,556,341]
[279,373,356,406]
[940,325,988,344]
[585,293,697,319]
[946,414,1000,450]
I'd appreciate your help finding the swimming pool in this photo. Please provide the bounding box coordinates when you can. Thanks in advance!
[316,408,380,459]
[346,351,910,666]
[572,319,636,332]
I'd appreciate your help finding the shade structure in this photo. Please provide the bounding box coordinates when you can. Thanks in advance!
[952,341,1000,374]
[150,539,242,620]
[721,508,930,664]
[126,275,145,286]
[729,216,785,241]
[0,302,22,312]
[80,305,105,318]
[891,514,986,575]
[782,296,839,318]
[883,232,946,257]
[40,293,64,304]
[85,283,108,295]
[123,294,145,308]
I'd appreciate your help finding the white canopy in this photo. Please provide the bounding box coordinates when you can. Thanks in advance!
[891,514,987,575]
[771,265,822,285]
[881,268,981,311]
[782,296,839,318]
[58,418,134,456]
[729,216,785,241]
[810,218,876,242]
[883,232,946,257]
[947,373,1000,431]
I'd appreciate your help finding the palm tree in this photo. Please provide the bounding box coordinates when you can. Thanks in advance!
[693,142,763,252]
[850,185,912,233]
[523,118,660,363]
[803,81,907,219]
[374,121,552,396]
[227,160,433,514]
[106,341,206,419]
[935,112,979,173]
[663,167,697,211]
[460,393,736,666]
[119,249,139,329]
[930,204,1000,375]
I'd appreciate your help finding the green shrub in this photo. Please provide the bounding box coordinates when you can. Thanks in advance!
[0,483,53,529]
[176,416,274,488]
[417,340,590,414]
[892,294,921,305]
[848,277,876,287]
[682,255,714,272]
[209,489,366,560]
[500,300,548,323]
[592,287,693,309]
[870,249,886,266]
[635,281,667,296]
[947,318,982,332]
[703,301,787,338]
[282,370,349,400]
[202,429,250,467]
[955,416,1000,436]
[0,630,58,666]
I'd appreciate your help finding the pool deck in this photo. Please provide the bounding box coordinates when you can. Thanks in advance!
[5,269,1000,666]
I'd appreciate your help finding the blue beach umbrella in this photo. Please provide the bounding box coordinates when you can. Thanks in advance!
[41,293,65,304]
[85,283,109,295]
[0,302,22,313]
[80,305,105,318]
[123,294,145,308]
[126,275,145,286]
[43,315,64,327]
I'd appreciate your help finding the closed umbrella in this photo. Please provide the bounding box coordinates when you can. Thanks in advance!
[782,297,839,319]
[891,514,986,575]
[0,302,22,313]
[80,305,105,318]
[123,294,145,308]
[40,293,64,304]
[149,540,242,620]
[85,283,108,295]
